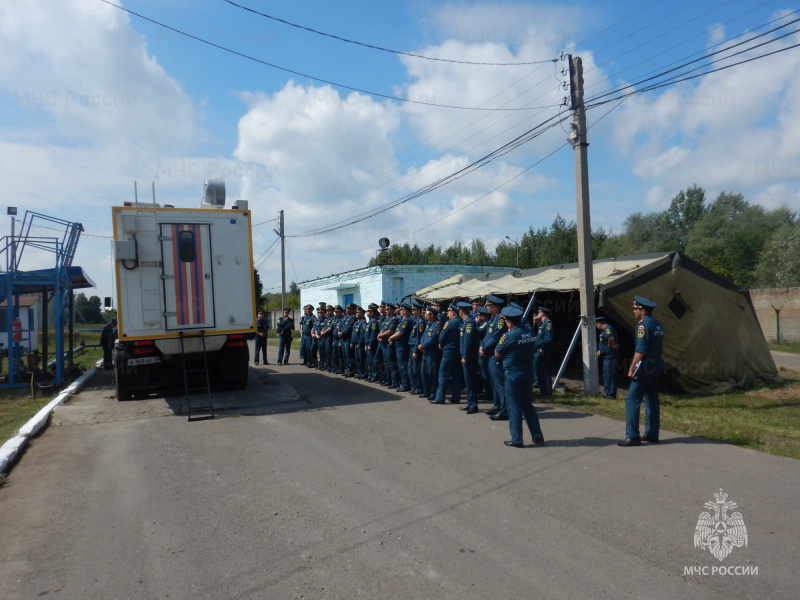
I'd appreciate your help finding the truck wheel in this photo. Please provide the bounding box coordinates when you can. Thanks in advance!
[116,381,132,401]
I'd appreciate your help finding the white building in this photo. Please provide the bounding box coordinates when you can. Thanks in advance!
[298,264,515,309]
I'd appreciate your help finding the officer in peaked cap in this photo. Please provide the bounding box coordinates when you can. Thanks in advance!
[495,304,544,447]
[619,295,664,447]
[481,294,508,419]
[364,303,381,381]
[378,302,400,386]
[533,306,554,396]
[595,315,620,399]
[340,303,358,376]
[432,302,463,404]
[389,301,414,391]
[456,302,480,414]
[351,305,367,379]
[418,304,442,399]
[300,304,315,366]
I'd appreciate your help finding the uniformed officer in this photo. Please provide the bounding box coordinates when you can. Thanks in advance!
[254,310,269,365]
[340,302,357,376]
[457,302,480,414]
[596,315,620,398]
[418,306,442,399]
[365,303,381,381]
[351,306,367,378]
[299,304,315,366]
[276,308,295,365]
[378,303,399,386]
[481,295,508,420]
[495,305,545,448]
[475,305,491,399]
[533,306,554,396]
[331,305,345,374]
[311,305,325,368]
[619,296,664,447]
[320,305,336,372]
[407,299,427,395]
[389,302,413,391]
[432,303,463,404]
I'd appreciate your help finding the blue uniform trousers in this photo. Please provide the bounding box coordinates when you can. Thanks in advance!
[344,343,356,375]
[435,351,462,403]
[395,344,410,388]
[477,355,492,399]
[534,351,553,396]
[601,352,618,398]
[421,351,440,397]
[488,357,507,414]
[462,358,479,409]
[301,335,312,365]
[277,335,292,364]
[625,374,660,440]
[254,336,267,364]
[408,353,422,393]
[366,345,378,379]
[384,342,398,385]
[505,371,543,445]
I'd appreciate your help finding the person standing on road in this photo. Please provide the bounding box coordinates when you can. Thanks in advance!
[276,308,295,365]
[481,295,508,420]
[299,304,315,366]
[254,310,269,365]
[495,305,545,448]
[101,318,117,370]
[458,302,480,414]
[432,303,462,404]
[533,306,554,396]
[596,315,619,398]
[618,296,664,447]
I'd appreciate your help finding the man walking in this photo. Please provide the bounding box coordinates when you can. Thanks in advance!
[254,310,269,365]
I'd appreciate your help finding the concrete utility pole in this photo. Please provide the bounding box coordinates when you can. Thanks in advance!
[569,55,599,395]
[274,210,286,310]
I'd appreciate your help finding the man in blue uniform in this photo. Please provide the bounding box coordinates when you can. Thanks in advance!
[364,304,381,381]
[418,306,442,399]
[276,308,294,365]
[475,305,491,400]
[481,295,508,420]
[390,302,413,391]
[495,305,545,448]
[320,305,336,372]
[534,306,554,396]
[299,304,315,366]
[311,305,325,368]
[254,310,269,365]
[457,302,480,414]
[618,295,665,447]
[378,303,399,386]
[596,315,619,398]
[340,302,357,376]
[407,300,426,395]
[432,303,463,404]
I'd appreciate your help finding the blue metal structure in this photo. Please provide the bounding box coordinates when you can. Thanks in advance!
[0,211,90,387]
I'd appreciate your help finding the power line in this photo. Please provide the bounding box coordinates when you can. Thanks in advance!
[97,0,554,111]
[222,0,556,66]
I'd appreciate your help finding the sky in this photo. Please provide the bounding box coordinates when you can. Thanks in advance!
[2,0,800,303]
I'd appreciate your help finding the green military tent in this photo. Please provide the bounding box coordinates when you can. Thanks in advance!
[412,251,777,394]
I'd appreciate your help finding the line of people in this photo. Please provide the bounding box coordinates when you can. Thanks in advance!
[295,295,555,448]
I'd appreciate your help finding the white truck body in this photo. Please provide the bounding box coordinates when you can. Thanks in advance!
[111,202,255,399]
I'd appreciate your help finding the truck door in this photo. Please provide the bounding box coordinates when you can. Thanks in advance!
[160,223,216,330]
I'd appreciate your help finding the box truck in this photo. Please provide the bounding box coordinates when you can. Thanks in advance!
[112,181,255,404]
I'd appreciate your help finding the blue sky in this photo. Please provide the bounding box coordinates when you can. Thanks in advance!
[2,0,799,302]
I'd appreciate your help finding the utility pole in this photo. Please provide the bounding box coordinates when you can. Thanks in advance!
[273,210,286,310]
[569,55,599,396]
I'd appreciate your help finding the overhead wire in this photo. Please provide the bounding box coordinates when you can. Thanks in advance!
[222,0,555,66]
[97,0,555,111]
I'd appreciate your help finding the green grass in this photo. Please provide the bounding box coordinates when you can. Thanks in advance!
[550,367,800,459]
[1,326,104,445]
[769,339,800,354]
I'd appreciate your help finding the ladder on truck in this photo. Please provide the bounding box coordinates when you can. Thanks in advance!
[179,330,214,421]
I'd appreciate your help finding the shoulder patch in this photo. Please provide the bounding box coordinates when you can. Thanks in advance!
[637,328,645,338]
[466,324,473,333]
[605,328,611,335]
[546,322,552,330]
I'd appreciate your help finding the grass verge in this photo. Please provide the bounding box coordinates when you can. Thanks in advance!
[769,340,800,354]
[550,367,800,459]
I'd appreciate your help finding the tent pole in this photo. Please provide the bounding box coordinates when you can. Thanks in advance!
[553,321,582,392]
[523,290,536,322]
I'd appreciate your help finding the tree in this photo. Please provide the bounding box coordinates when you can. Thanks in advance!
[74,293,103,324]
[254,268,264,311]
[755,223,800,288]
[665,185,707,251]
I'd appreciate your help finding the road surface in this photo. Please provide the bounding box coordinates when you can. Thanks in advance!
[0,346,797,599]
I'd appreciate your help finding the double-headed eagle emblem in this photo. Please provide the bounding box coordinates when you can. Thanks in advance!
[694,488,748,561]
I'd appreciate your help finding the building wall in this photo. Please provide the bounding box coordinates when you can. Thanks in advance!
[750,287,800,342]
[299,264,514,309]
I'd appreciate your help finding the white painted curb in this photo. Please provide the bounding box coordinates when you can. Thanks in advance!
[0,361,101,474]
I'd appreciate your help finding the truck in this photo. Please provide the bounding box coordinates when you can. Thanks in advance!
[111,181,255,402]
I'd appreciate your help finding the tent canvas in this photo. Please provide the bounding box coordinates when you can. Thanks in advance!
[413,252,777,394]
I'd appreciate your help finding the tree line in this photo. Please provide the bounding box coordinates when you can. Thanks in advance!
[367,185,800,289]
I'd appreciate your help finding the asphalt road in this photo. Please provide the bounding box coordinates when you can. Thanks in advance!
[1,346,797,599]
[771,350,800,371]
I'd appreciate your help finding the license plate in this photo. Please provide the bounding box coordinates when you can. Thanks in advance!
[127,356,161,366]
